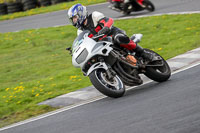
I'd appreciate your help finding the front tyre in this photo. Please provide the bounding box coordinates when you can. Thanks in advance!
[143,0,155,12]
[123,3,132,15]
[144,49,171,82]
[89,69,125,98]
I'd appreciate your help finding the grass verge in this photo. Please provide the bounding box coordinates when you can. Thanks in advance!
[0,0,106,21]
[0,13,200,128]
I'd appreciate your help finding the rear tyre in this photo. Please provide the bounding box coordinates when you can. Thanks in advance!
[143,0,155,12]
[51,0,66,5]
[22,0,37,11]
[89,69,125,98]
[38,0,51,7]
[144,49,171,82]
[23,4,37,11]
[0,3,7,15]
[7,2,22,14]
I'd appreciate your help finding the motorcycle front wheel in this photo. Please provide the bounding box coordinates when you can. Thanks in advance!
[143,0,155,12]
[89,69,125,98]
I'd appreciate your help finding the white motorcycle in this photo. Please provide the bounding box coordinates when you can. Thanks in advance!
[67,30,171,98]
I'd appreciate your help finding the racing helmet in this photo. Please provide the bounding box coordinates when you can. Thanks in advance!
[68,4,88,28]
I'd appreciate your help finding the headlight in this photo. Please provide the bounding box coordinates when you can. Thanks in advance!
[76,48,88,64]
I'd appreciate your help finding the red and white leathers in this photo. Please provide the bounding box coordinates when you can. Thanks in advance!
[77,11,137,51]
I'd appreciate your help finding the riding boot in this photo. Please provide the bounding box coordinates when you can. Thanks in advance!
[134,44,154,61]
[114,33,154,61]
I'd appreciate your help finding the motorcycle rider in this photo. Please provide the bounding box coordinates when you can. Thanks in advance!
[68,4,153,61]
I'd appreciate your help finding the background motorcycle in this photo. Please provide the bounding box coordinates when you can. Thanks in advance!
[110,0,155,15]
[67,31,171,98]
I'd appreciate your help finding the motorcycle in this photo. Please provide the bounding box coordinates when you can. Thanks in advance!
[109,0,155,15]
[67,30,171,98]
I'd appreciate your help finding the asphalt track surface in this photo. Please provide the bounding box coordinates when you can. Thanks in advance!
[0,0,200,33]
[1,63,200,133]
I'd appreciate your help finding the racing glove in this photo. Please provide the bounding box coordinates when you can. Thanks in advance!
[98,26,110,36]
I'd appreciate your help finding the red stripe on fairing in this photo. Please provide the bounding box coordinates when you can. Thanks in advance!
[120,40,136,50]
[95,25,102,33]
[99,18,114,28]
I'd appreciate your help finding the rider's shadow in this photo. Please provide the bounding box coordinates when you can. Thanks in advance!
[124,78,172,98]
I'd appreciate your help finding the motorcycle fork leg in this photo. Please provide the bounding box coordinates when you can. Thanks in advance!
[98,56,116,80]
[106,65,117,80]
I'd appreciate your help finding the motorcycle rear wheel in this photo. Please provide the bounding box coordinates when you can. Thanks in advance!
[89,69,125,98]
[144,49,171,82]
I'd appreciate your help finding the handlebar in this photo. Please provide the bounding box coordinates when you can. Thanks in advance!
[92,34,105,40]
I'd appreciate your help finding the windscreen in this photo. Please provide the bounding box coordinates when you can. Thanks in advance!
[72,30,90,53]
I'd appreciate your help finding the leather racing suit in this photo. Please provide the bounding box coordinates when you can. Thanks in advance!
[77,11,137,51]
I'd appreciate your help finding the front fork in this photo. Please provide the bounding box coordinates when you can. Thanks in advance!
[86,56,116,80]
[98,57,117,80]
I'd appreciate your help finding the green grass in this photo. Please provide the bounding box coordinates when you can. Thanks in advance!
[0,0,106,21]
[0,13,200,127]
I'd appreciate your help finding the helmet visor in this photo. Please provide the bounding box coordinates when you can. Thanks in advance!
[69,15,79,27]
